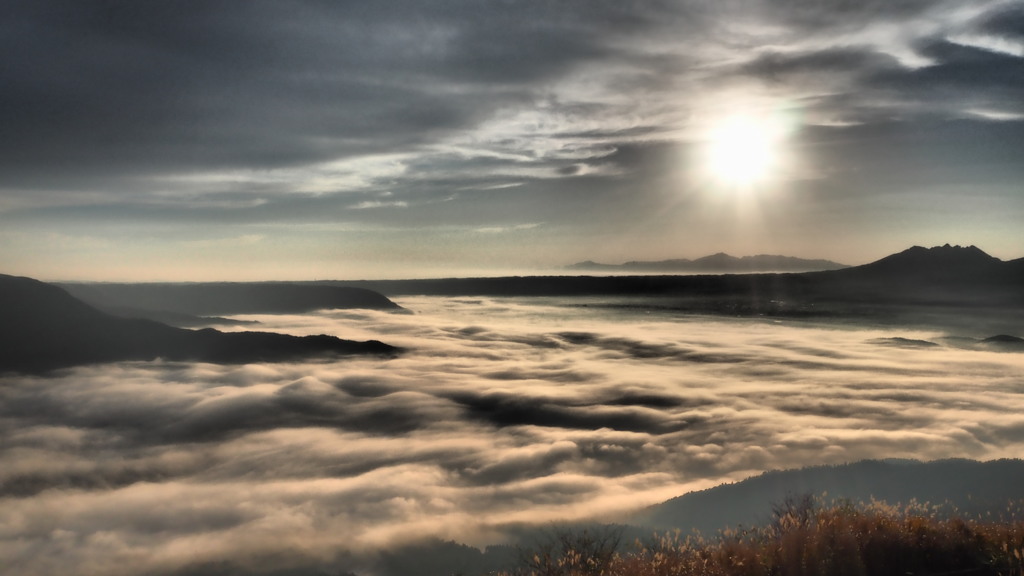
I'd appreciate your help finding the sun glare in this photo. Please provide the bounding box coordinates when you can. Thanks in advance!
[701,111,791,191]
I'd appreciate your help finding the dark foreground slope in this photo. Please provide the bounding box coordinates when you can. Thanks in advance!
[243,459,1024,576]
[637,458,1024,535]
[1,274,397,373]
[501,496,1024,576]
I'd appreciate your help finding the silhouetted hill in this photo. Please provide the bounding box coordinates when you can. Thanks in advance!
[58,281,403,320]
[831,242,1007,282]
[635,459,1024,535]
[0,274,398,373]
[806,244,1024,307]
[568,253,849,273]
[983,334,1024,344]
[981,334,1024,350]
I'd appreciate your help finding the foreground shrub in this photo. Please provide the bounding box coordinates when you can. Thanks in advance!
[504,497,1024,576]
[516,527,624,576]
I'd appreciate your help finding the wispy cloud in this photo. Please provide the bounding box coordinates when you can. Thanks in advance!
[349,201,409,210]
[473,223,542,234]
[2,1,1023,277]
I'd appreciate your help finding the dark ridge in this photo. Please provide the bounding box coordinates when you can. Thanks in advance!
[330,245,1024,317]
[981,334,1024,350]
[870,337,940,348]
[983,334,1024,344]
[636,458,1024,535]
[58,281,403,317]
[329,273,826,301]
[843,244,1003,280]
[807,244,1024,308]
[0,274,399,374]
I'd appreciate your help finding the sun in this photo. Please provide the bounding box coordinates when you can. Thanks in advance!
[701,112,789,190]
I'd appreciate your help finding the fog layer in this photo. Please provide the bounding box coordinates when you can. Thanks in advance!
[3,297,1022,574]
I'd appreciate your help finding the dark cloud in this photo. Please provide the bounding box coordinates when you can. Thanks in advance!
[876,38,1024,93]
[740,34,1024,124]
[604,391,693,409]
[771,395,933,427]
[448,326,565,350]
[743,47,902,83]
[446,390,691,434]
[159,384,451,442]
[0,455,209,498]
[977,4,1024,38]
[797,118,1024,192]
[456,441,582,485]
[871,336,940,348]
[756,0,942,30]
[483,366,595,383]
[556,331,747,363]
[0,370,440,447]
[2,0,1022,277]
[0,0,695,190]
[334,376,398,398]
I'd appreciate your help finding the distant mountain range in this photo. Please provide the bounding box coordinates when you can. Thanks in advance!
[567,253,849,273]
[340,244,1024,304]
[5,244,1023,372]
[0,274,399,373]
[326,244,1024,335]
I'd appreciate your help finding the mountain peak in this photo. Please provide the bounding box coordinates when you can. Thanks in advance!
[848,244,1005,283]
[1,273,398,373]
[883,244,999,264]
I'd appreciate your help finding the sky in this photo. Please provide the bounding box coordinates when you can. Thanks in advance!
[5,298,1024,575]
[2,0,1023,280]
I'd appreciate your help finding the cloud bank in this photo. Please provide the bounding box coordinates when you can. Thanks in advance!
[3,298,1023,574]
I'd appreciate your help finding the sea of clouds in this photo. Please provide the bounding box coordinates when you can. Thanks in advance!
[2,296,1023,575]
